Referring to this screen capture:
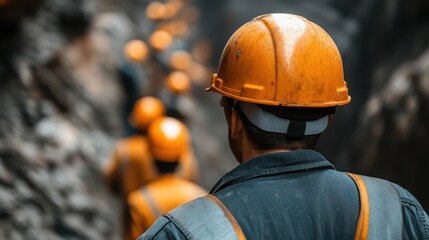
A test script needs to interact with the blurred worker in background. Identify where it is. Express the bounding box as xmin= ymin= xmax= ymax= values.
xmin=119 ymin=39 xmax=150 ymax=135
xmin=152 ymin=50 xmax=195 ymax=125
xmin=103 ymin=96 xmax=200 ymax=239
xmin=140 ymin=13 xmax=429 ymax=239
xmin=127 ymin=116 xmax=207 ymax=239
xmin=104 ymin=96 xmax=199 ymax=198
